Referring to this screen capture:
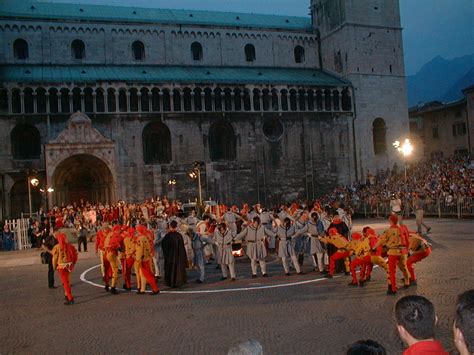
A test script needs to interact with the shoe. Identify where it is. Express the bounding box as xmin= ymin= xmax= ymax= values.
xmin=231 ymin=278 xmax=236 ymax=282
xmin=122 ymin=283 xmax=127 ymax=289
xmin=344 ymin=271 xmax=351 ymax=276
xmin=411 ymin=280 xmax=417 ymax=286
xmin=220 ymin=277 xmax=227 ymax=281
xmin=359 ymin=281 xmax=365 ymax=287
xmin=111 ymin=287 xmax=118 ymax=295
xmin=150 ymin=290 xmax=160 ymax=296
xmin=196 ymin=279 xmax=203 ymax=284
xmin=324 ymin=274 xmax=333 ymax=279
xmin=348 ymin=282 xmax=358 ymax=287
xmin=427 ymin=227 xmax=432 ymax=233
xmin=366 ymin=276 xmax=371 ymax=282
xmin=402 ymin=284 xmax=410 ymax=289
xmin=251 ymin=275 xmax=257 ymax=279
xmin=136 ymin=291 xmax=145 ymax=295
xmin=262 ymin=274 xmax=269 ymax=278
xmin=322 ymin=270 xmax=328 ymax=274
xmin=286 ymin=273 xmax=291 ymax=276
xmin=49 ymin=286 xmax=58 ymax=289
xmin=104 ymin=285 xmax=110 ymax=292
xmin=215 ymin=265 xmax=220 ymax=270
xmin=386 ymin=289 xmax=397 ymax=296
xmin=297 ymin=272 xmax=305 ymax=276
xmin=64 ymin=299 xmax=75 ymax=305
